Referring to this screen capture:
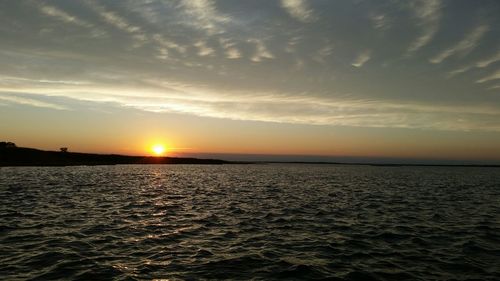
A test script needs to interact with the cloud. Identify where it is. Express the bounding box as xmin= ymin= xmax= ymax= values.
xmin=38 ymin=3 xmax=91 ymax=28
xmin=225 ymin=48 xmax=241 ymax=59
xmin=407 ymin=0 xmax=441 ymax=54
xmin=152 ymin=34 xmax=186 ymax=55
xmin=218 ymin=38 xmax=242 ymax=59
xmin=35 ymin=2 xmax=107 ymax=38
xmin=85 ymin=0 xmax=147 ymax=45
xmin=0 ymin=94 xmax=68 ymax=110
xmin=476 ymin=50 xmax=500 ymax=68
xmin=447 ymin=66 xmax=471 ymax=78
xmin=2 ymin=85 xmax=500 ymax=132
xmin=430 ymin=24 xmax=489 ymax=64
xmin=370 ymin=13 xmax=390 ymax=31
xmin=84 ymin=0 xmax=189 ymax=55
xmin=477 ymin=70 xmax=500 ymax=83
xmin=351 ymin=50 xmax=371 ymax=68
xmin=194 ymin=41 xmax=215 ymax=57
xmin=281 ymin=0 xmax=316 ymax=23
xmin=448 ymin=50 xmax=500 ymax=78
xmin=0 ymin=75 xmax=88 ymax=86
xmin=312 ymin=44 xmax=334 ymax=63
xmin=179 ymin=0 xmax=231 ymax=34
xmin=249 ymin=39 xmax=274 ymax=62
